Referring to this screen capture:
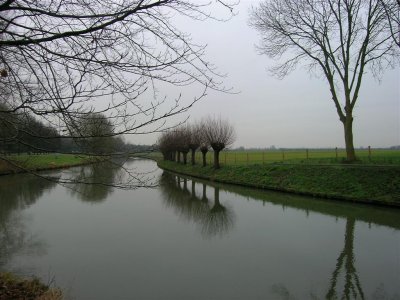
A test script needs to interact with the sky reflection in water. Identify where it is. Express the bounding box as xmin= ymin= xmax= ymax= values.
xmin=0 ymin=159 xmax=399 ymax=299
